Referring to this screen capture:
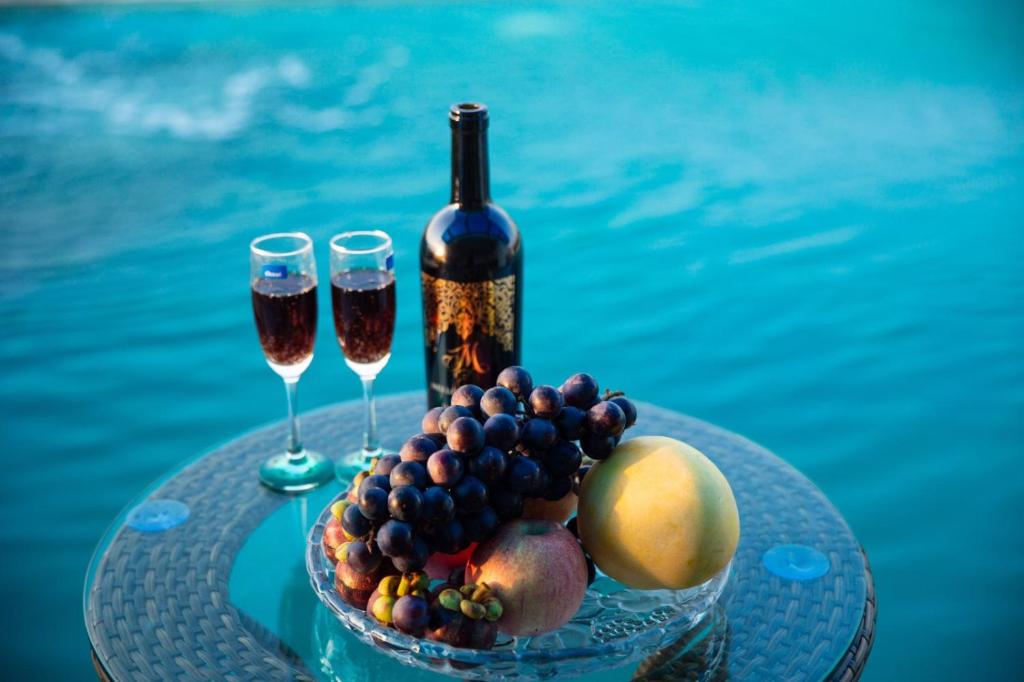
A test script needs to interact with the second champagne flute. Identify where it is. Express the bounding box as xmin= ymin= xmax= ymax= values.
xmin=330 ymin=231 xmax=396 ymax=475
